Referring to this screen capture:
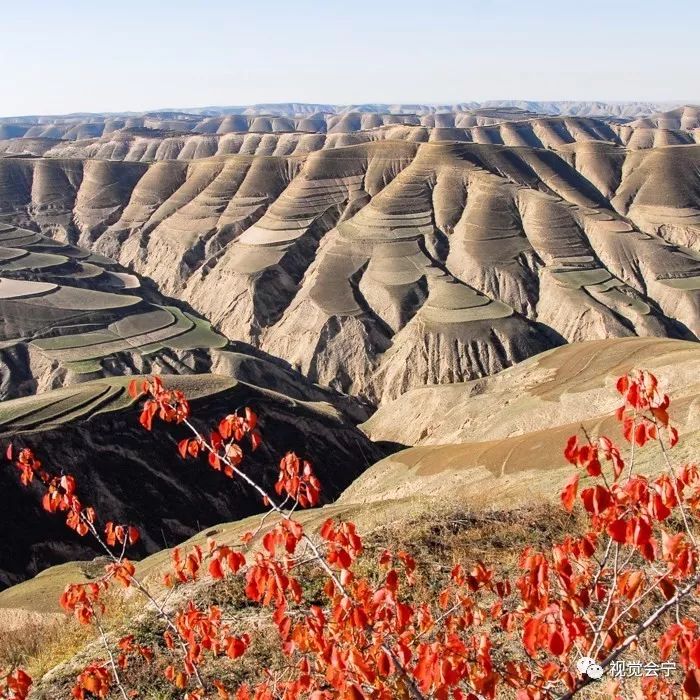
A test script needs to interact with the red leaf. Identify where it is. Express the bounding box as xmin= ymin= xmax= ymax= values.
xmin=127 ymin=526 xmax=140 ymax=545
xmin=139 ymin=402 xmax=156 ymax=431
xmin=245 ymin=408 xmax=257 ymax=431
xmin=560 ymin=473 xmax=579 ymax=513
xmin=669 ymin=427 xmax=679 ymax=447
xmin=262 ymin=531 xmax=276 ymax=556
xmin=60 ymin=475 xmax=76 ymax=495
xmin=522 ymin=618 xmax=540 ymax=657
xmin=548 ymin=629 xmax=565 ymax=656
xmin=378 ymin=649 xmax=392 ymax=676
xmin=581 ymin=485 xmax=612 ymax=515
xmin=607 ymin=518 xmax=628 ymax=543
xmin=209 ymin=558 xmax=225 ymax=580
xmin=127 ymin=379 xmax=140 ymax=399
xmin=630 ymin=517 xmax=652 ymax=546
xmin=683 ymin=670 xmax=700 ymax=698
xmin=564 ymin=436 xmax=578 ymax=464
xmin=690 ymin=640 xmax=700 ymax=668
xmin=658 ymin=578 xmax=676 ymax=600
xmin=634 ymin=422 xmax=648 ymax=447
xmin=616 ymin=375 xmax=629 ymax=395
xmin=652 ymin=407 xmax=669 ymax=427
